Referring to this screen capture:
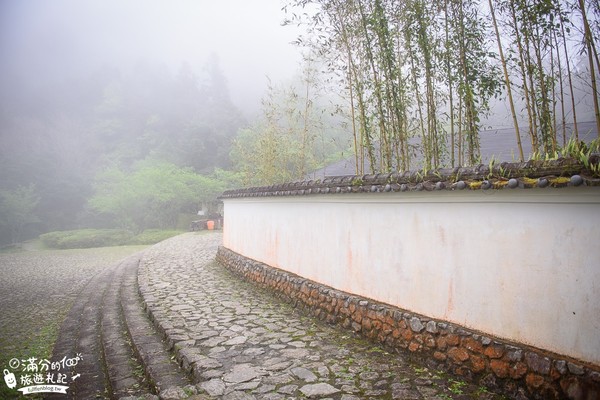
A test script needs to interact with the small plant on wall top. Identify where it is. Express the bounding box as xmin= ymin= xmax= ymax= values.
xmin=559 ymin=137 xmax=600 ymax=177
xmin=351 ymin=177 xmax=364 ymax=186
